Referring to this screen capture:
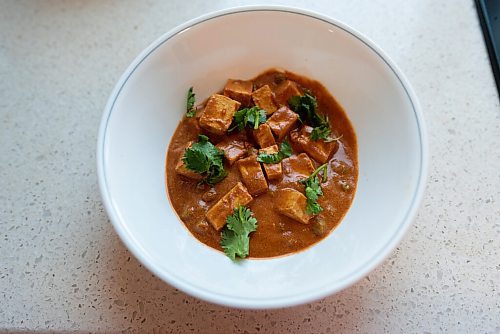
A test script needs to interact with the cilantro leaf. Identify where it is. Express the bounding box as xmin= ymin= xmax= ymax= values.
xmin=300 ymin=163 xmax=328 ymax=215
xmin=289 ymin=93 xmax=318 ymax=123
xmin=205 ymin=162 xmax=227 ymax=185
xmin=288 ymin=93 xmax=332 ymax=141
xmin=257 ymin=140 xmax=293 ymax=164
xmin=304 ymin=176 xmax=323 ymax=215
xmin=229 ymin=107 xmax=266 ymax=132
xmin=220 ymin=230 xmax=247 ymax=261
xmin=310 ymin=123 xmax=331 ymax=141
xmin=182 ymin=135 xmax=227 ymax=184
xmin=279 ymin=139 xmax=292 ymax=157
xmin=247 ymin=107 xmax=267 ymax=129
xmin=227 ymin=206 xmax=257 ymax=235
xmin=220 ymin=206 xmax=258 ymax=261
xmin=186 ymin=87 xmax=196 ymax=117
xmin=232 ymin=109 xmax=248 ymax=131
xmin=183 ymin=146 xmax=210 ymax=172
